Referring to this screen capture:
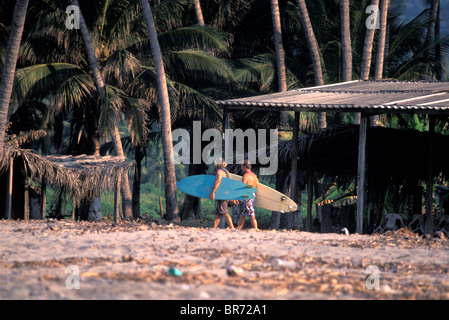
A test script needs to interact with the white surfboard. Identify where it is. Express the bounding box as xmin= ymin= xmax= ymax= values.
xmin=229 ymin=173 xmax=298 ymax=213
